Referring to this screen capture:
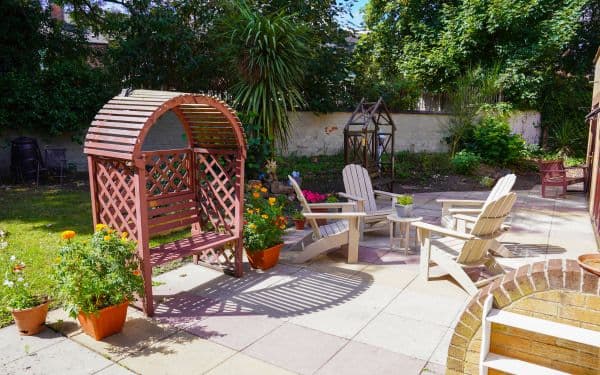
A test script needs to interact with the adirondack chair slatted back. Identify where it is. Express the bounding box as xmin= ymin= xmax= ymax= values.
xmin=288 ymin=176 xmax=322 ymax=239
xmin=456 ymin=193 xmax=517 ymax=265
xmin=343 ymin=164 xmax=378 ymax=213
xmin=485 ymin=174 xmax=516 ymax=205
